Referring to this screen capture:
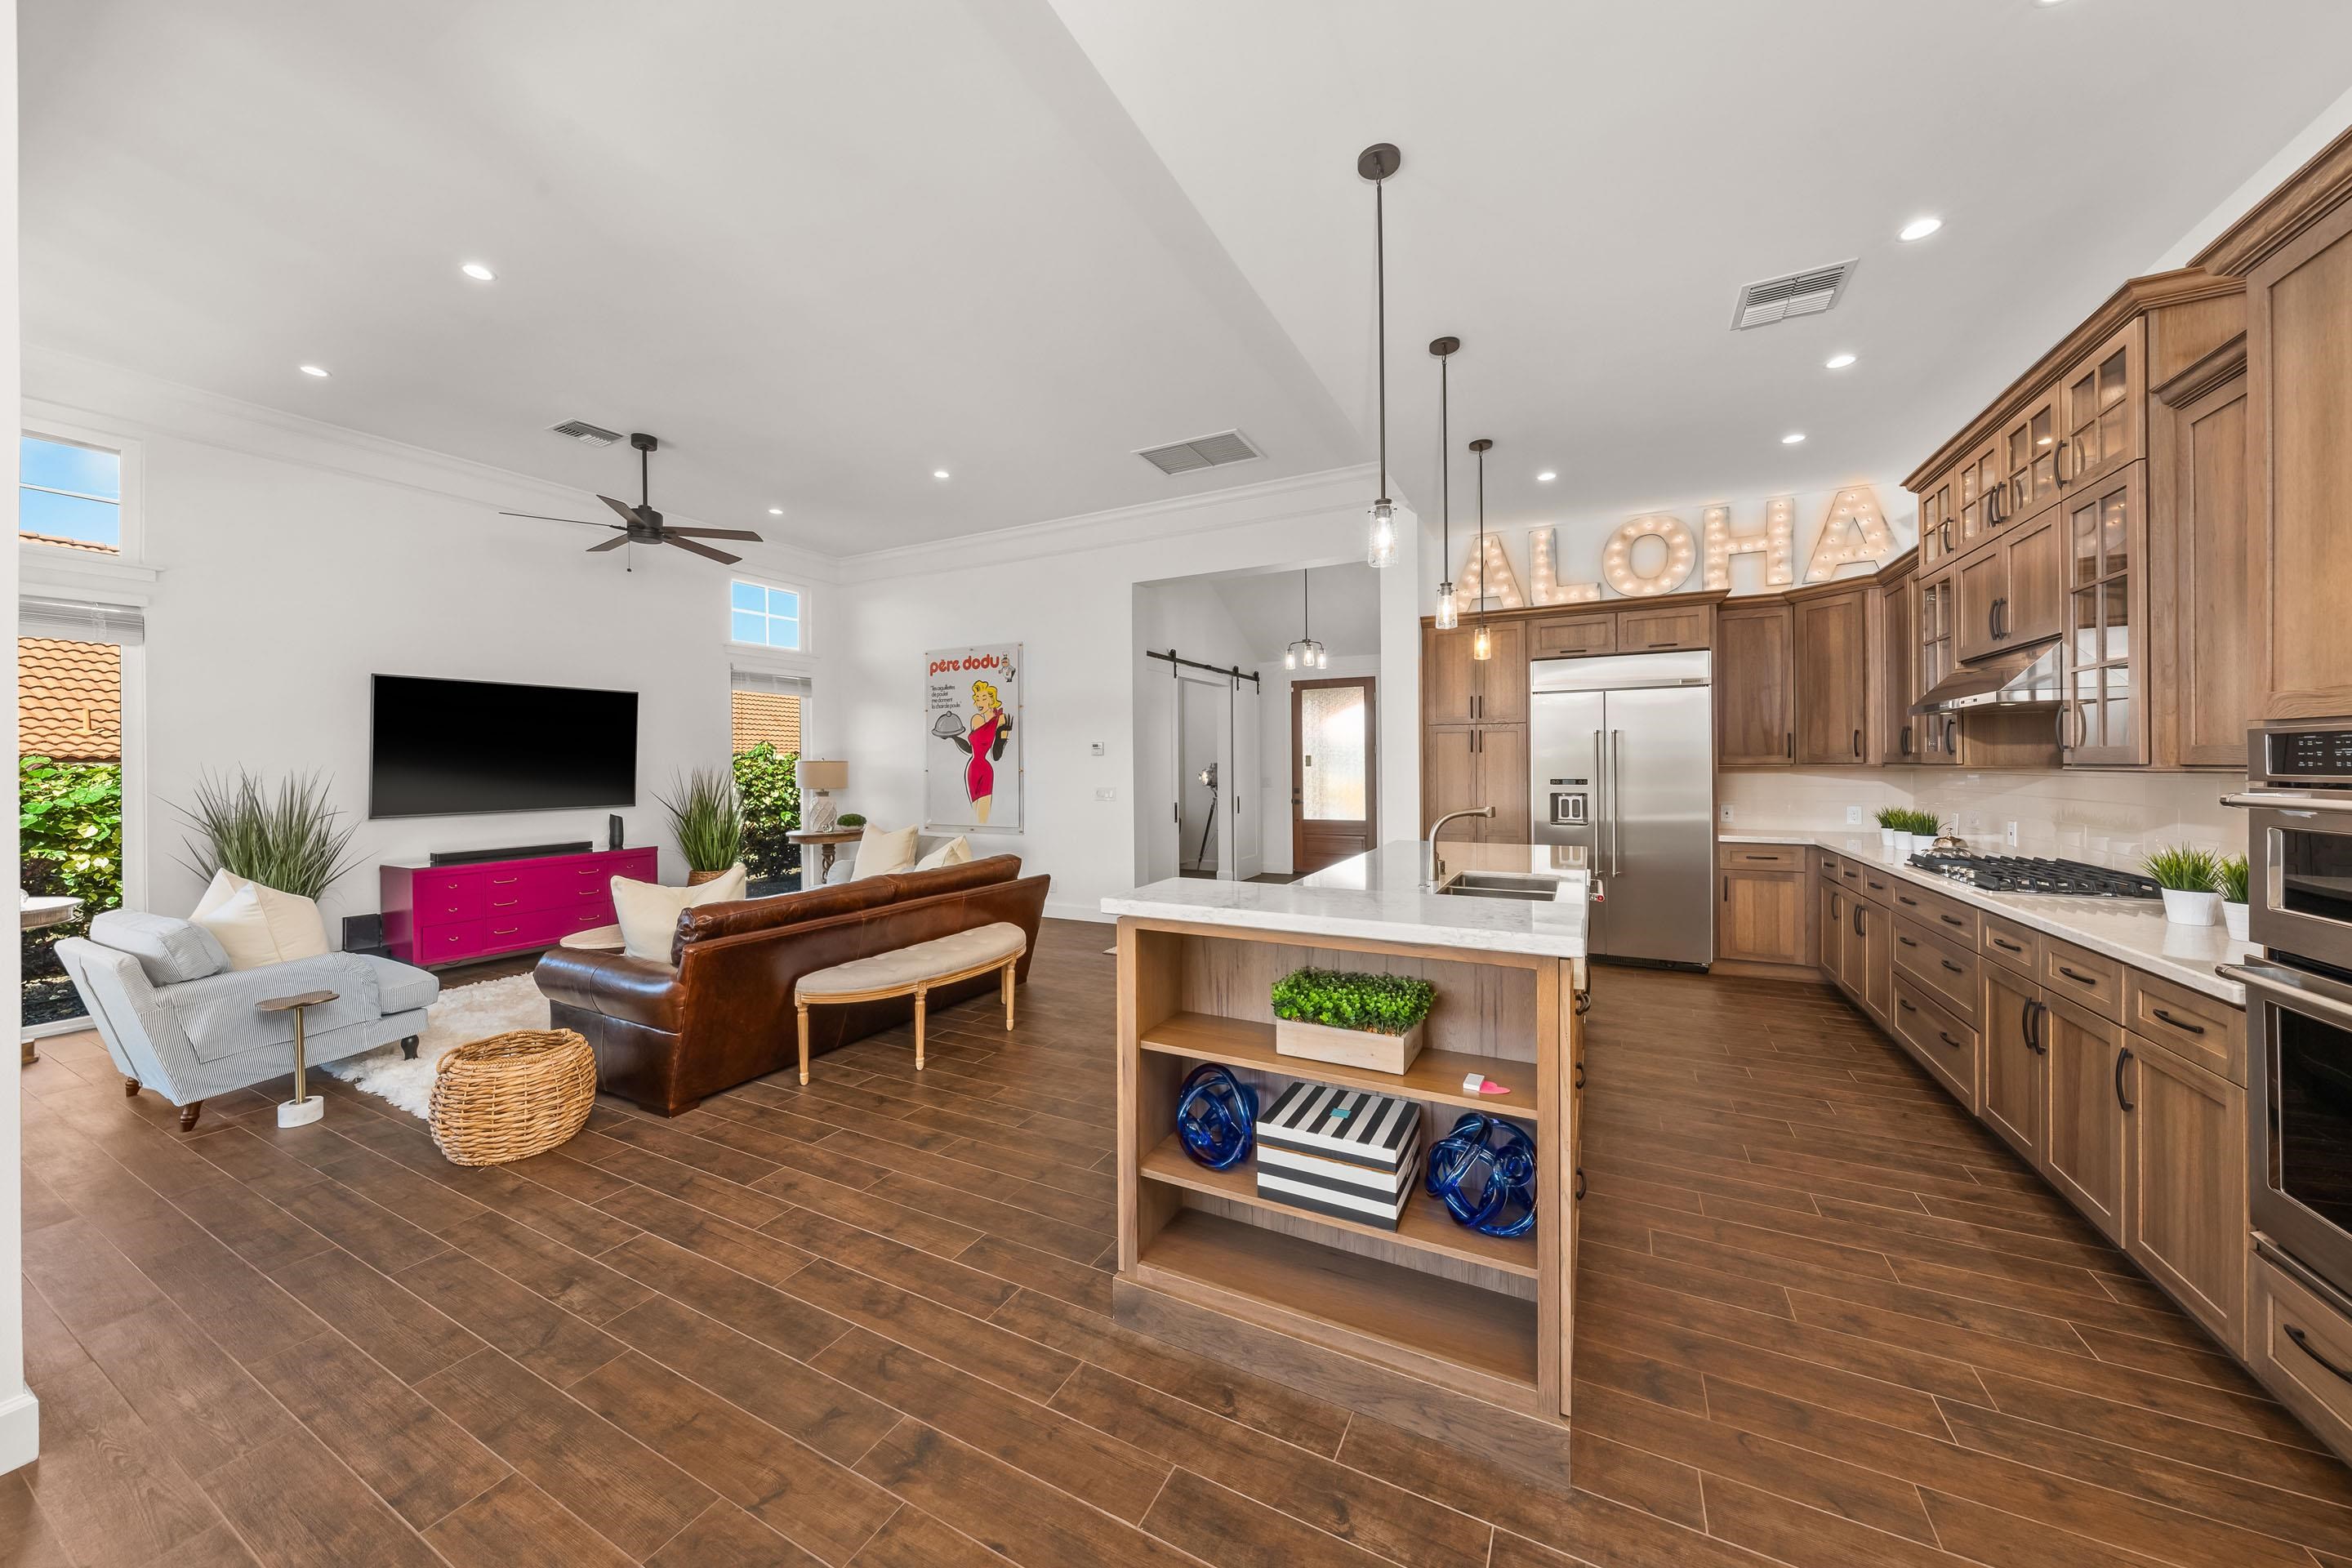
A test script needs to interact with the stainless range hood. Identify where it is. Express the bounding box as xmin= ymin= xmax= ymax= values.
xmin=1911 ymin=639 xmax=2063 ymax=713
